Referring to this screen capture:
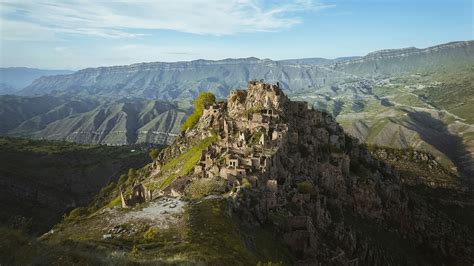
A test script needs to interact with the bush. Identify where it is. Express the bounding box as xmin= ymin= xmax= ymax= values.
xmin=297 ymin=180 xmax=315 ymax=194
xmin=185 ymin=178 xmax=224 ymax=200
xmin=143 ymin=227 xmax=158 ymax=240
xmin=241 ymin=177 xmax=252 ymax=188
xmin=149 ymin=148 xmax=159 ymax=161
xmin=64 ymin=207 xmax=87 ymax=222
xmin=181 ymin=92 xmax=216 ymax=131
xmin=118 ymin=174 xmax=127 ymax=184
xmin=128 ymin=168 xmax=137 ymax=180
